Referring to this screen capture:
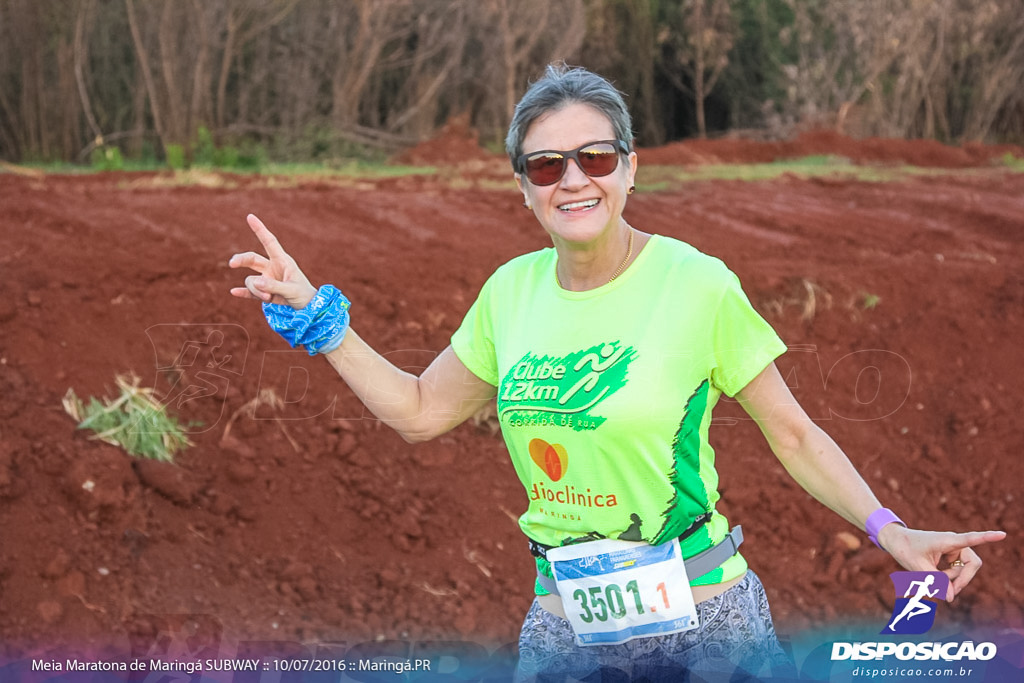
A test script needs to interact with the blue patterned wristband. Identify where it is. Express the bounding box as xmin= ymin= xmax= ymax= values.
xmin=262 ymin=285 xmax=351 ymax=356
